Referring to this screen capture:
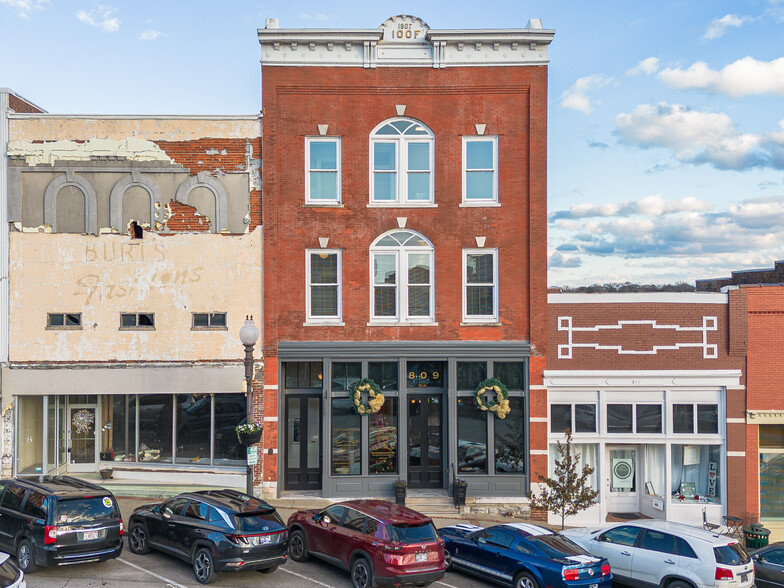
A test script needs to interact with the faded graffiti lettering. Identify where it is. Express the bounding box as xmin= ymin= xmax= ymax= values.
xmin=83 ymin=242 xmax=166 ymax=263
xmin=74 ymin=267 xmax=204 ymax=304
